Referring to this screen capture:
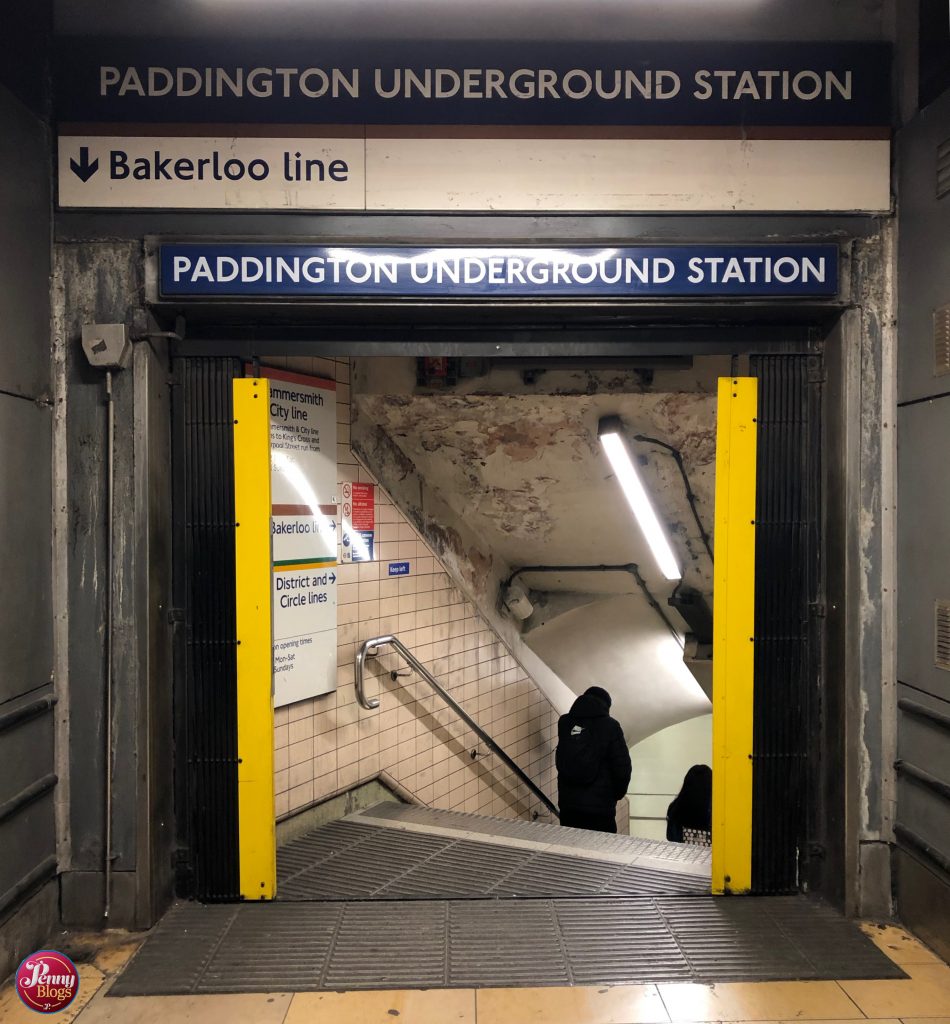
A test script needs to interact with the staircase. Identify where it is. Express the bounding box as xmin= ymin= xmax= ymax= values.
xmin=276 ymin=801 xmax=710 ymax=900
xmin=111 ymin=801 xmax=902 ymax=994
